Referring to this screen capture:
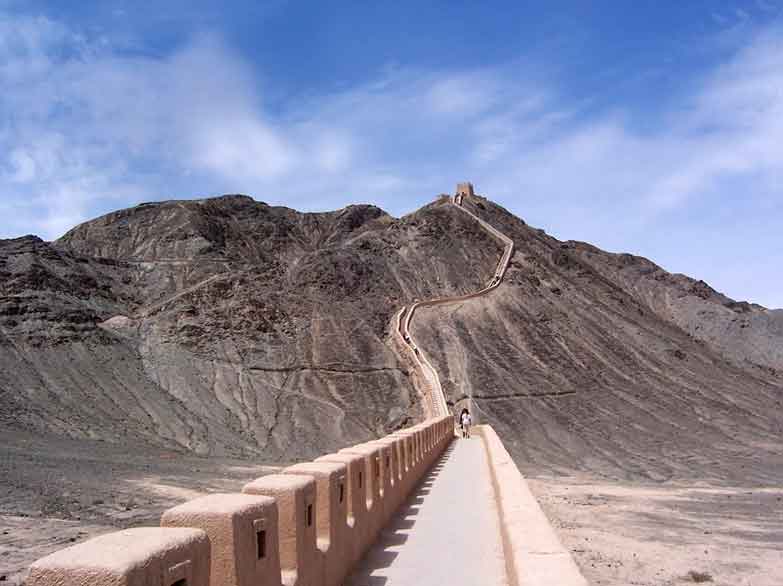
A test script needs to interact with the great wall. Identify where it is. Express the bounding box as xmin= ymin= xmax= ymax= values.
xmin=24 ymin=185 xmax=587 ymax=586
xmin=395 ymin=182 xmax=515 ymax=420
